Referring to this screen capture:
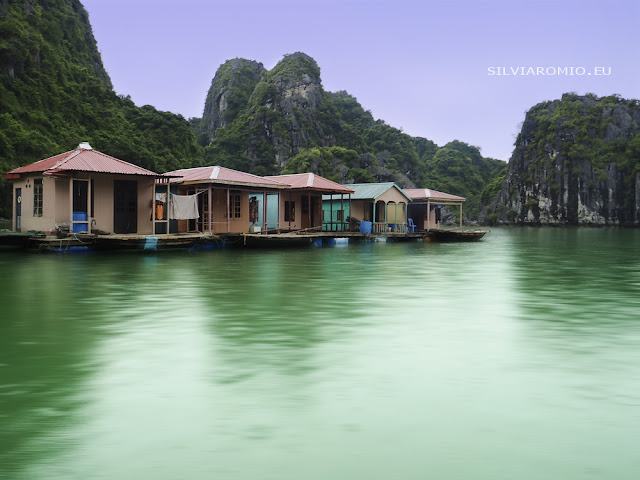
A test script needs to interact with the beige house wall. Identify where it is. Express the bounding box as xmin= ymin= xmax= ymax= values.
xmin=54 ymin=177 xmax=71 ymax=225
xmin=350 ymin=200 xmax=371 ymax=222
xmin=350 ymin=187 xmax=409 ymax=224
xmin=175 ymin=186 xmax=252 ymax=234
xmin=92 ymin=174 xmax=113 ymax=233
xmin=11 ymin=173 xmax=155 ymax=234
xmin=376 ymin=187 xmax=408 ymax=205
xmin=12 ymin=175 xmax=59 ymax=232
xmin=137 ymin=177 xmax=154 ymax=234
xmin=385 ymin=202 xmax=407 ymax=223
xmin=277 ymin=191 xmax=322 ymax=230
xmin=84 ymin=172 xmax=154 ymax=235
